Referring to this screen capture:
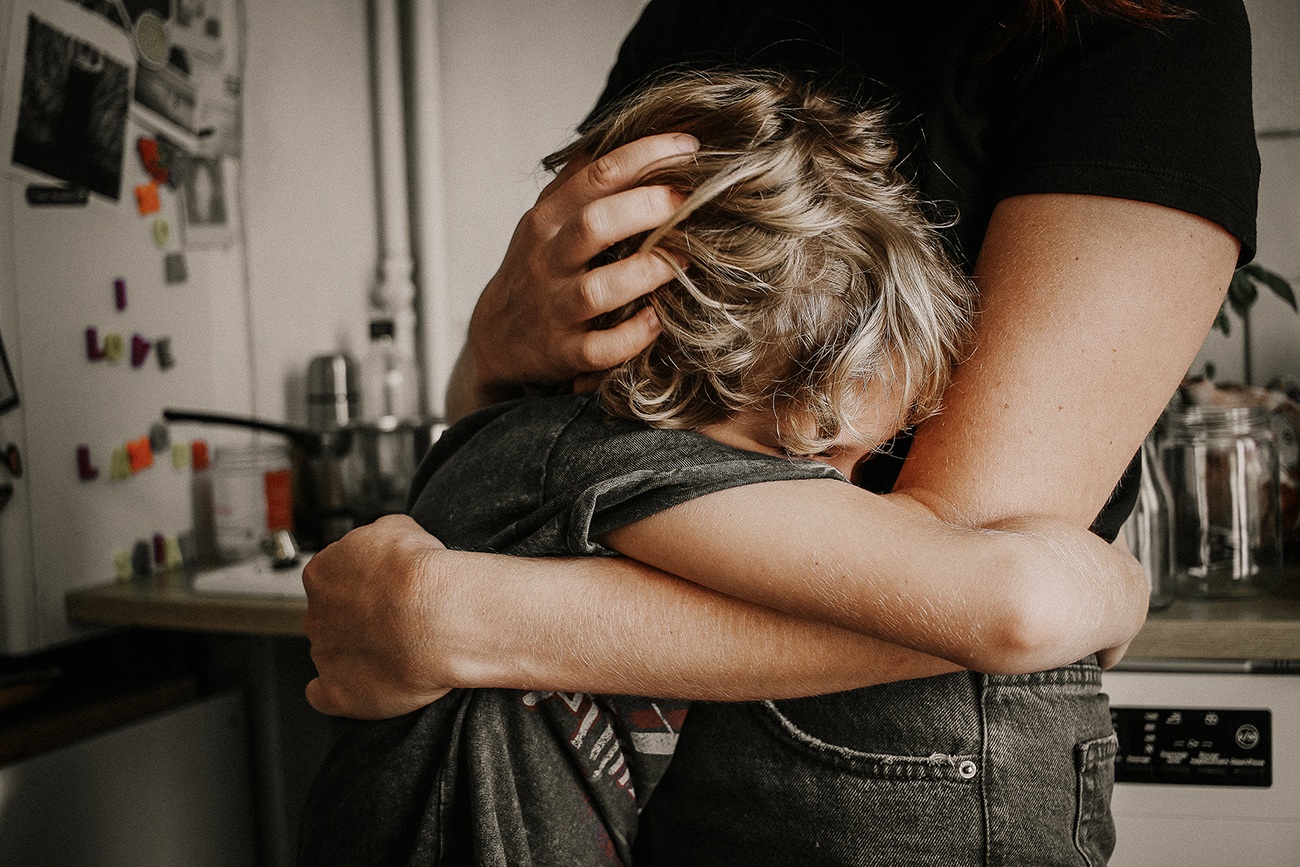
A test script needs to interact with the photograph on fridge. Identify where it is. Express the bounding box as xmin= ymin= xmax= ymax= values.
xmin=0 ymin=0 xmax=136 ymax=199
